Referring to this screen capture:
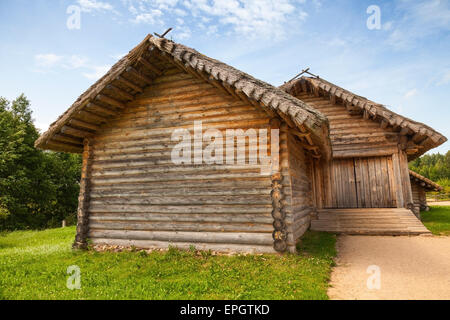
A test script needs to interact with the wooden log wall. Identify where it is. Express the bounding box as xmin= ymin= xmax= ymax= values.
xmin=295 ymin=92 xmax=399 ymax=158
xmin=73 ymin=139 xmax=93 ymax=248
xmin=282 ymin=128 xmax=313 ymax=253
xmin=84 ymin=67 xmax=299 ymax=253
xmin=397 ymin=150 xmax=416 ymax=214
xmin=411 ymin=181 xmax=428 ymax=215
xmin=294 ymin=90 xmax=416 ymax=211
